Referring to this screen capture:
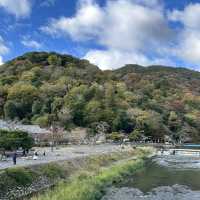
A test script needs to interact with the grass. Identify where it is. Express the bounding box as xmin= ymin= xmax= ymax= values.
xmin=32 ymin=148 xmax=151 ymax=200
xmin=39 ymin=163 xmax=67 ymax=179
xmin=5 ymin=167 xmax=36 ymax=186
xmin=0 ymin=147 xmax=153 ymax=199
